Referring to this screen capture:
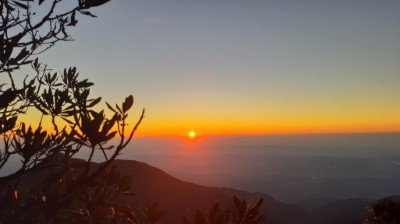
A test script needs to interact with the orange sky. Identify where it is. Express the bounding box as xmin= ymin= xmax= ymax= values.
xmin=36 ymin=1 xmax=400 ymax=137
